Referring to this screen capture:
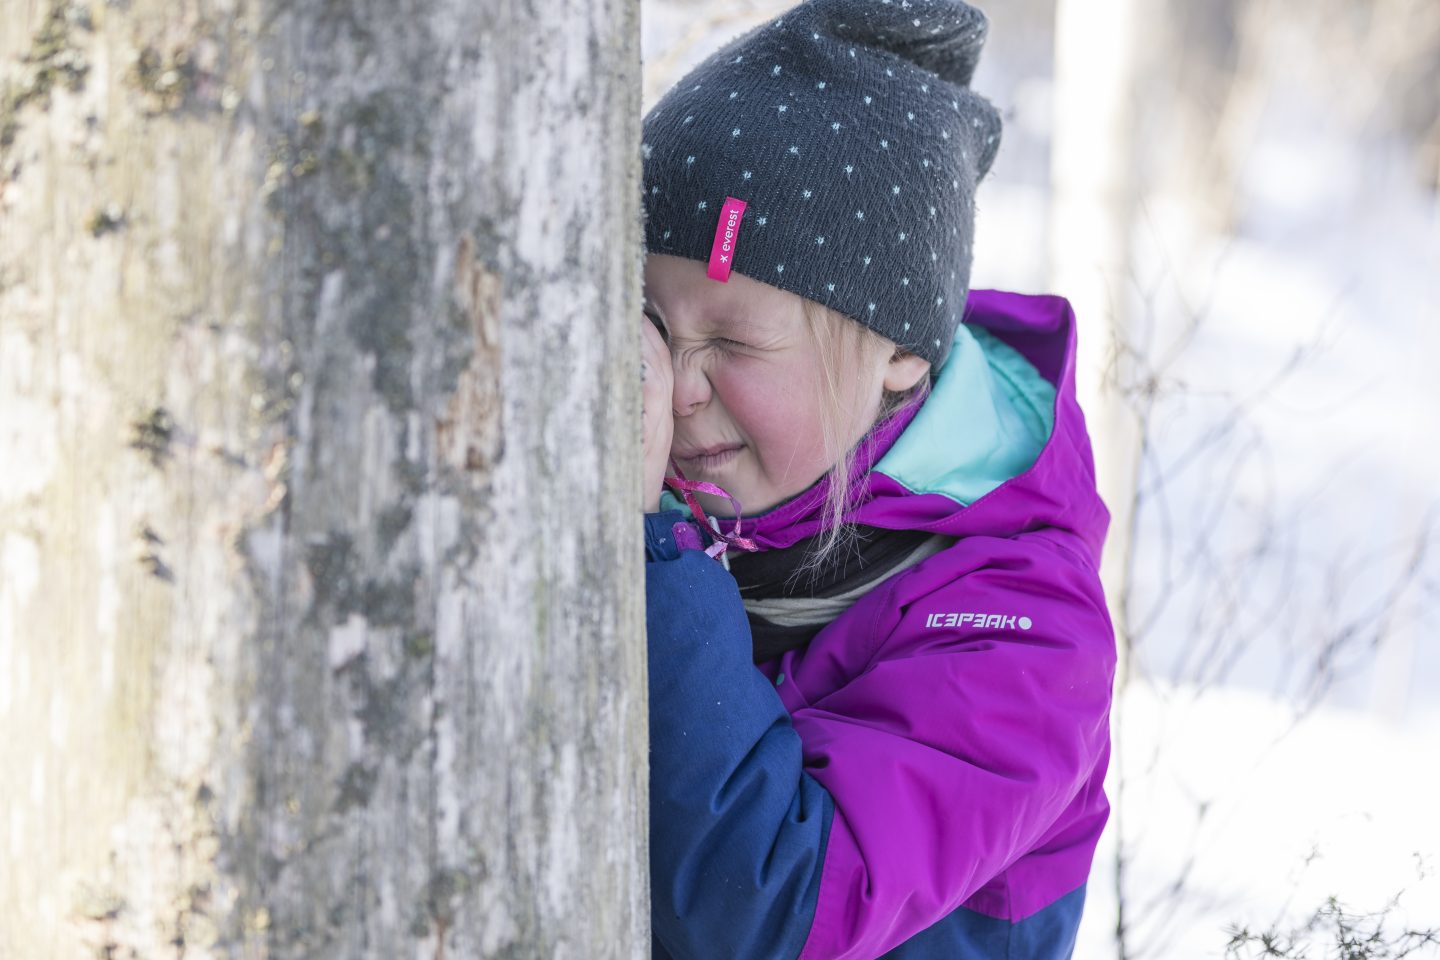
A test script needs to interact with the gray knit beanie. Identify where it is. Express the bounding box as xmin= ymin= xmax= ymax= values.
xmin=641 ymin=0 xmax=1003 ymax=369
